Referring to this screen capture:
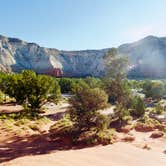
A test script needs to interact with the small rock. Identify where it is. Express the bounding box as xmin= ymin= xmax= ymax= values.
xmin=142 ymin=143 xmax=151 ymax=150
xmin=150 ymin=131 xmax=164 ymax=138
xmin=122 ymin=135 xmax=135 ymax=142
